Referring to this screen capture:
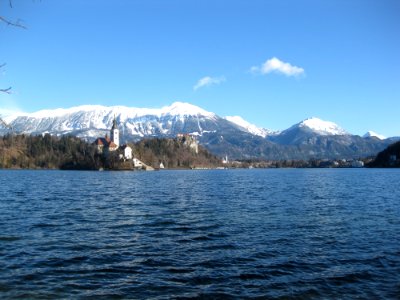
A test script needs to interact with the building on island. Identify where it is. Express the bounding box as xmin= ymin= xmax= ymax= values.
xmin=92 ymin=116 xmax=159 ymax=171
xmin=94 ymin=116 xmax=131 ymax=160
xmin=110 ymin=117 xmax=120 ymax=148
xmin=94 ymin=134 xmax=118 ymax=154
xmin=120 ymin=144 xmax=133 ymax=160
